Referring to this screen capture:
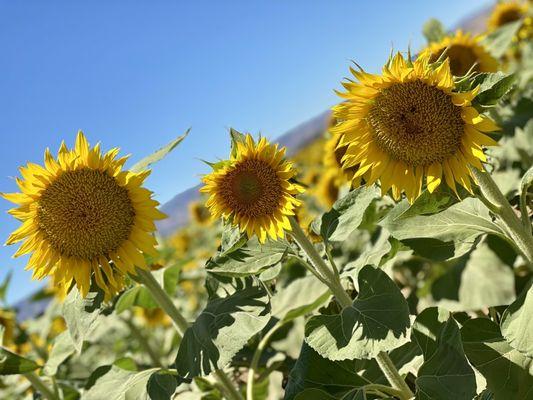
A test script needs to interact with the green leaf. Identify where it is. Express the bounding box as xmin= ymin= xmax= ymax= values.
xmin=482 ymin=20 xmax=522 ymax=59
xmin=305 ymin=266 xmax=410 ymax=361
xmin=284 ymin=343 xmax=367 ymax=400
xmin=206 ymin=238 xmax=291 ymax=277
xmin=381 ymin=198 xmax=506 ymax=260
xmin=472 ymin=72 xmax=516 ymax=107
xmin=147 ymin=371 xmax=178 ymax=400
xmin=520 ymin=166 xmax=533 ymax=229
xmin=0 ymin=347 xmax=40 ymax=375
xmin=501 ymin=282 xmax=533 ymax=358
xmin=412 ymin=307 xmax=451 ymax=359
xmin=229 ymin=128 xmax=247 ymax=158
xmin=312 ymin=186 xmax=379 ymax=242
xmin=415 ymin=317 xmax=476 ymax=400
xmin=430 ymin=243 xmax=515 ymax=312
xmin=174 ymin=279 xmax=271 ymax=380
xmin=43 ymin=331 xmax=75 ymax=376
xmin=271 ymin=275 xmax=329 ymax=323
xmin=422 ymin=18 xmax=446 ymax=43
xmin=130 ymin=129 xmax=189 ymax=173
xmin=461 ymin=318 xmax=533 ymax=399
xmin=62 ymin=288 xmax=105 ymax=353
xmin=81 ymin=366 xmax=158 ymax=400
